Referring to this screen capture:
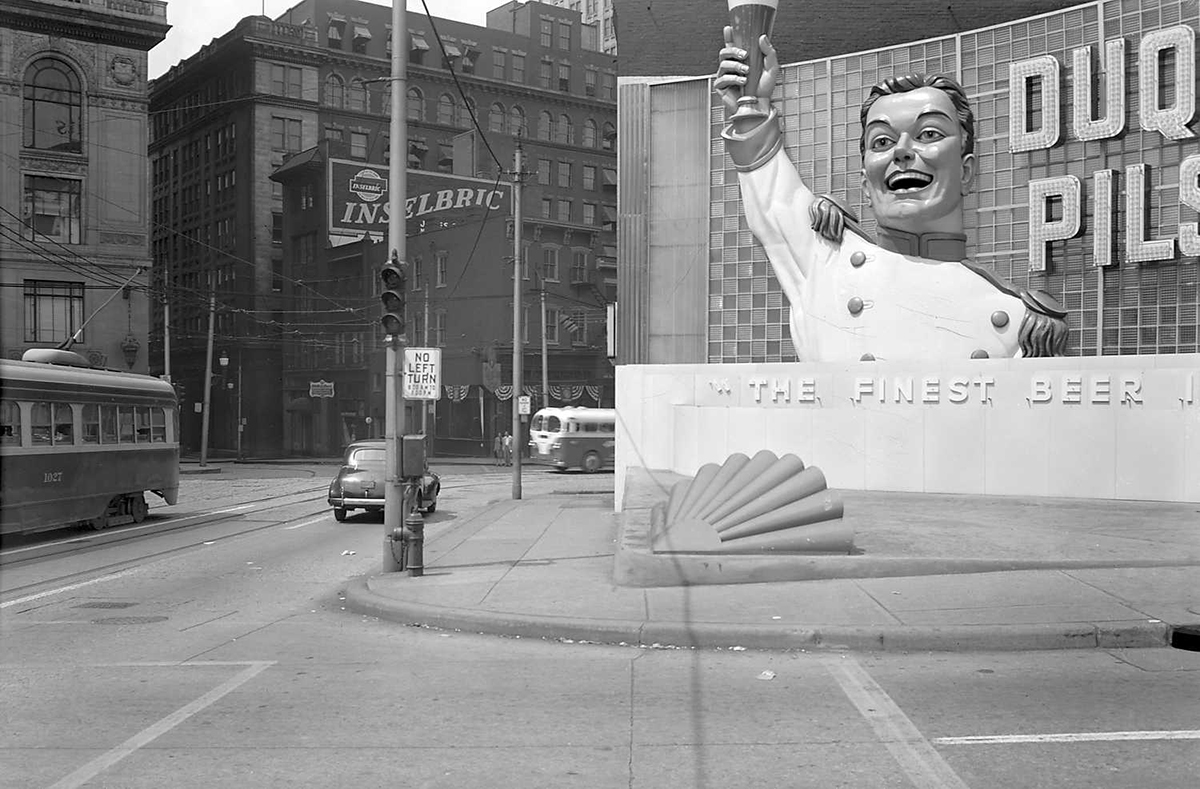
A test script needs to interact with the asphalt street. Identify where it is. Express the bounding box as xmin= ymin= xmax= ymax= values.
xmin=1 ymin=462 xmax=1196 ymax=788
